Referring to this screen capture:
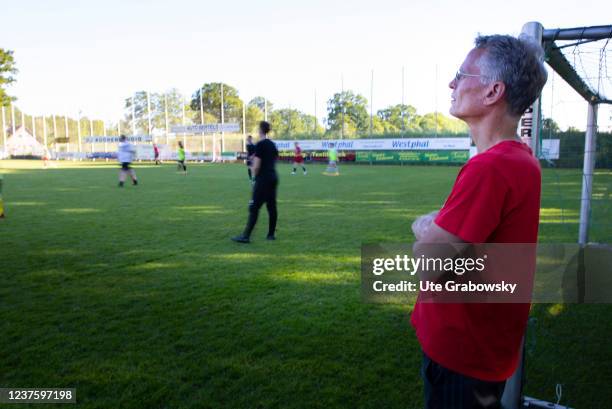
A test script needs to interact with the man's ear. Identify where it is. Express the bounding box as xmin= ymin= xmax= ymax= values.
xmin=483 ymin=81 xmax=506 ymax=106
